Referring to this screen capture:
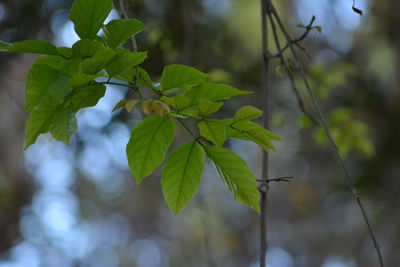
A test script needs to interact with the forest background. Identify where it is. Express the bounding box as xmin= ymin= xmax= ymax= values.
xmin=0 ymin=0 xmax=399 ymax=266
